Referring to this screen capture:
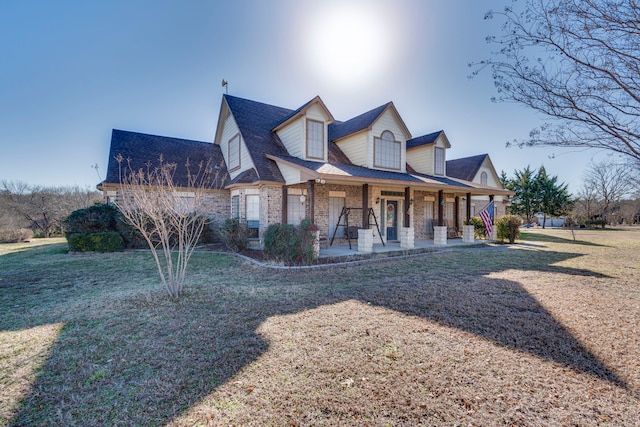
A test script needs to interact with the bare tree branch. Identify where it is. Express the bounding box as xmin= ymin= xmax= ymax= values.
xmin=473 ymin=0 xmax=640 ymax=163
